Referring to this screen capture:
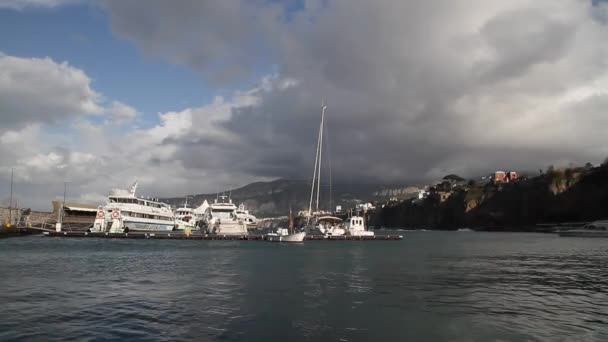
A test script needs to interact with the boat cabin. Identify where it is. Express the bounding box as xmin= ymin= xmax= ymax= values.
xmin=346 ymin=216 xmax=365 ymax=231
